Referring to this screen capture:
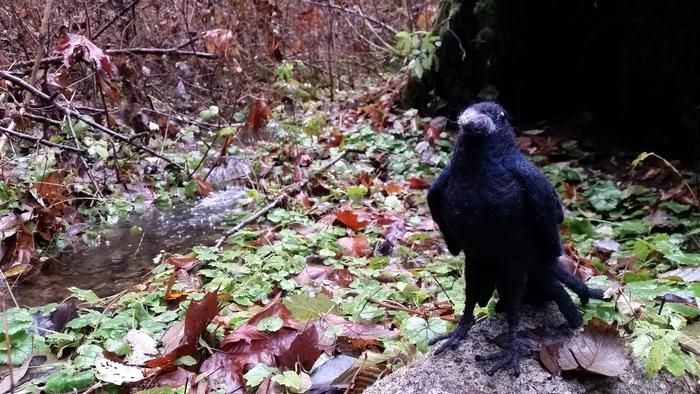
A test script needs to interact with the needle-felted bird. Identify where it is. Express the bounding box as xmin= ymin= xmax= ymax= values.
xmin=427 ymin=101 xmax=604 ymax=376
